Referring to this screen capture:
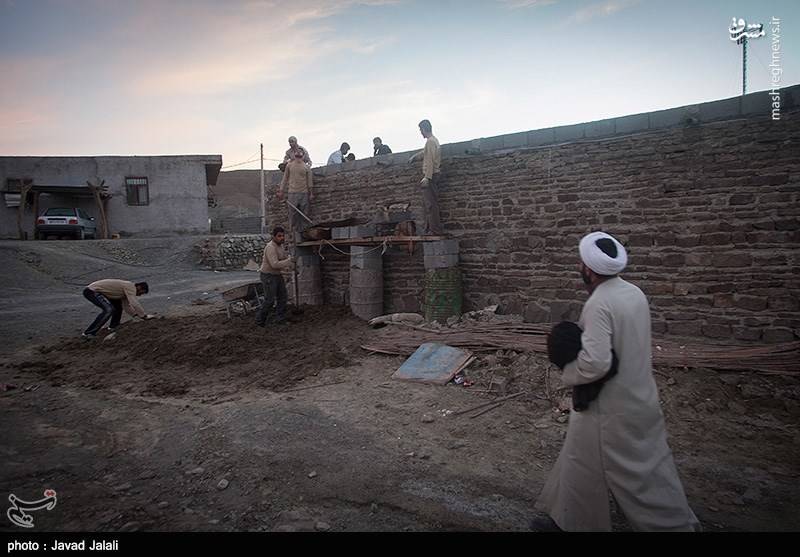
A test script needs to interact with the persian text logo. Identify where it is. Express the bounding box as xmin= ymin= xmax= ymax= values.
xmin=7 ymin=489 xmax=57 ymax=528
